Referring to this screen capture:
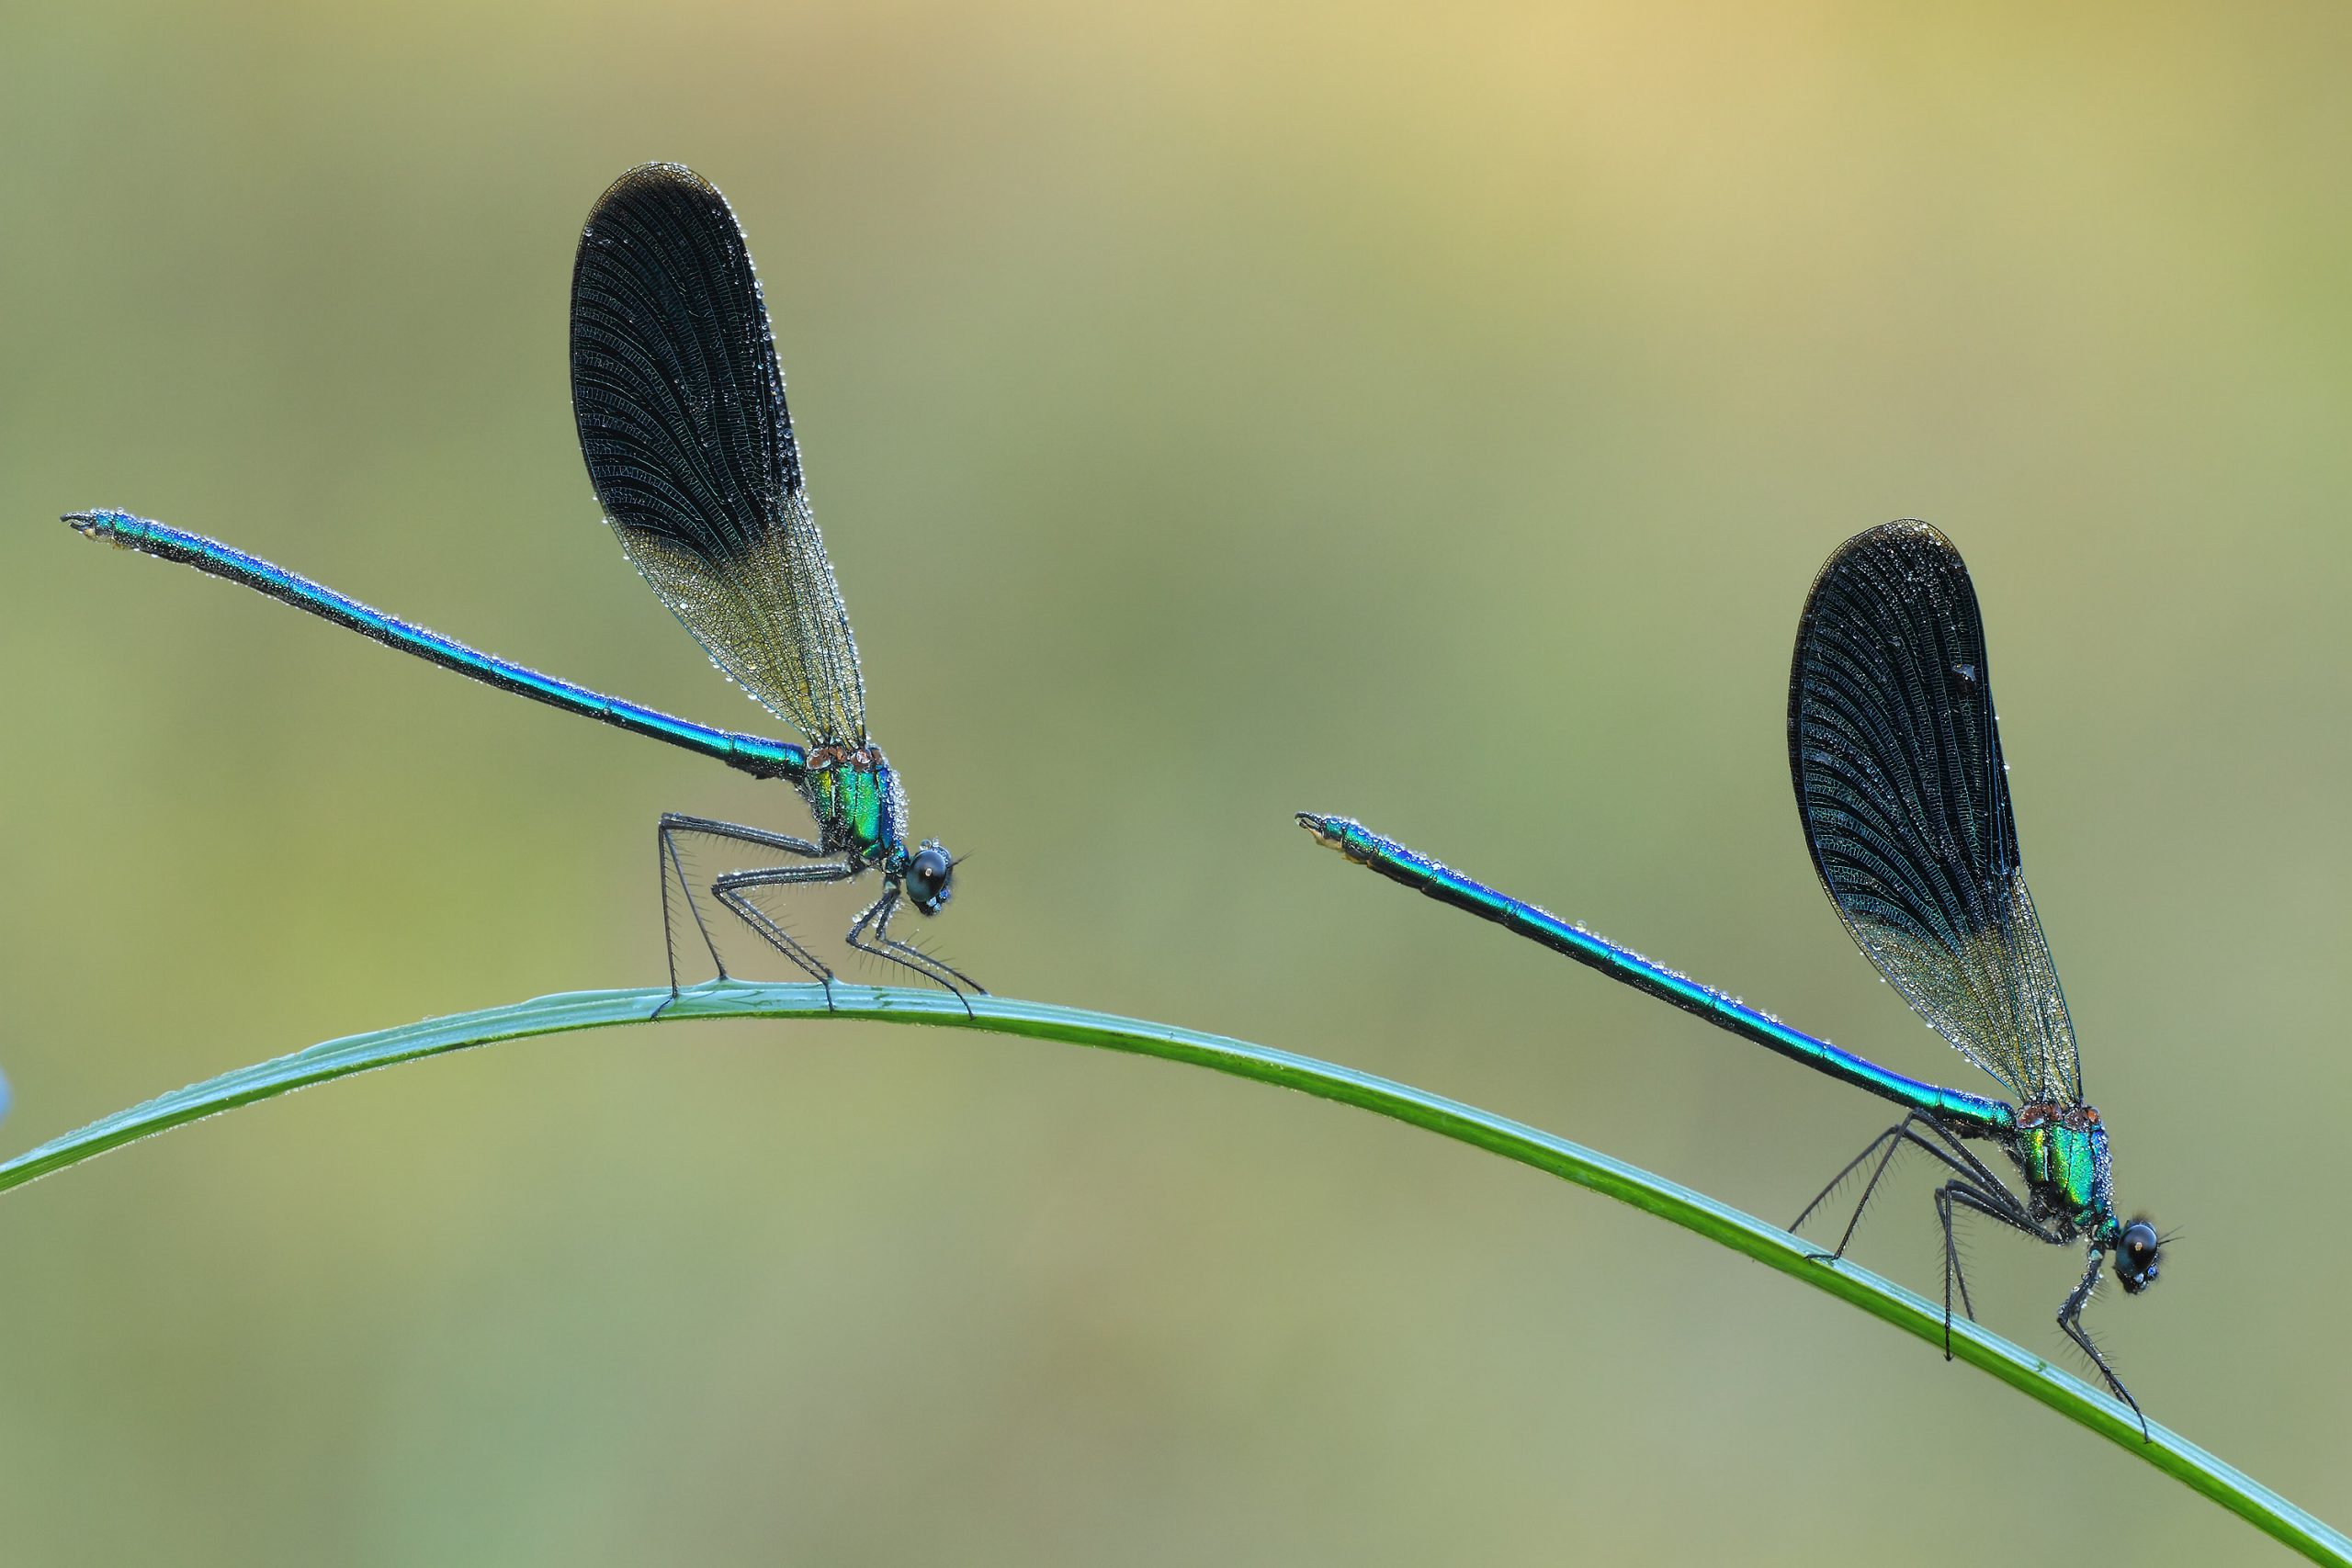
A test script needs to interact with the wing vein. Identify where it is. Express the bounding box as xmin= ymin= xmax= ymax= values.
xmin=1788 ymin=522 xmax=2080 ymax=1105
xmin=569 ymin=163 xmax=866 ymax=745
